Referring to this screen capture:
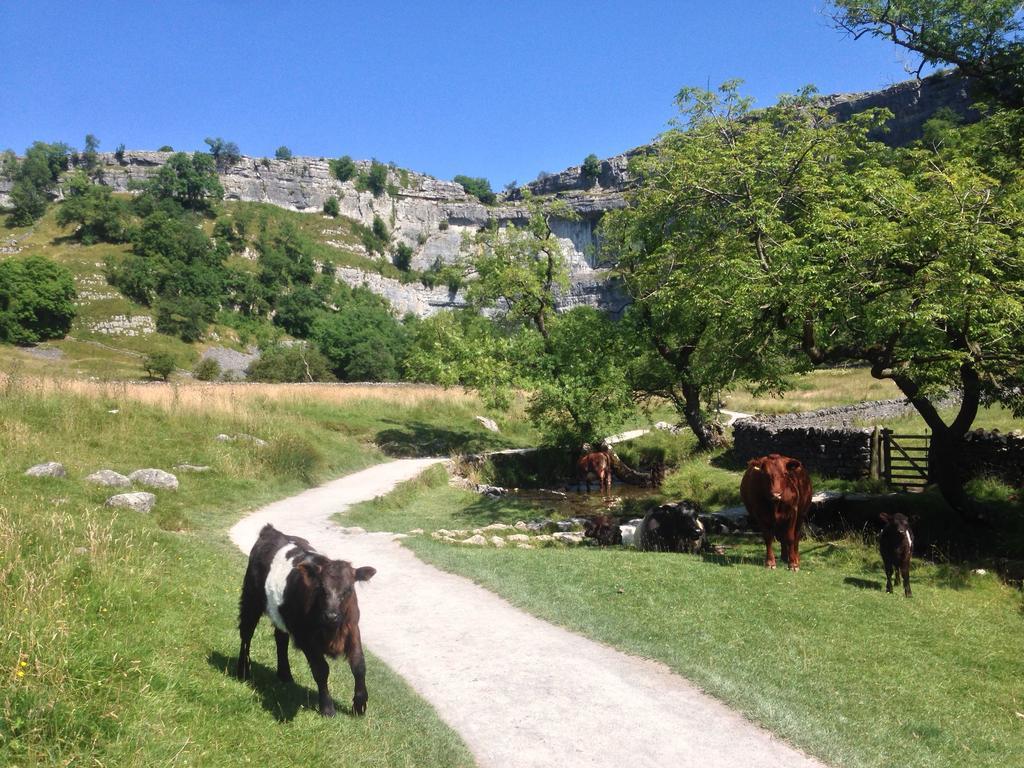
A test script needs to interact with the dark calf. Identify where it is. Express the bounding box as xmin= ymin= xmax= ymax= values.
xmin=879 ymin=512 xmax=913 ymax=598
xmin=635 ymin=502 xmax=706 ymax=553
xmin=583 ymin=514 xmax=623 ymax=546
xmin=238 ymin=524 xmax=376 ymax=716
